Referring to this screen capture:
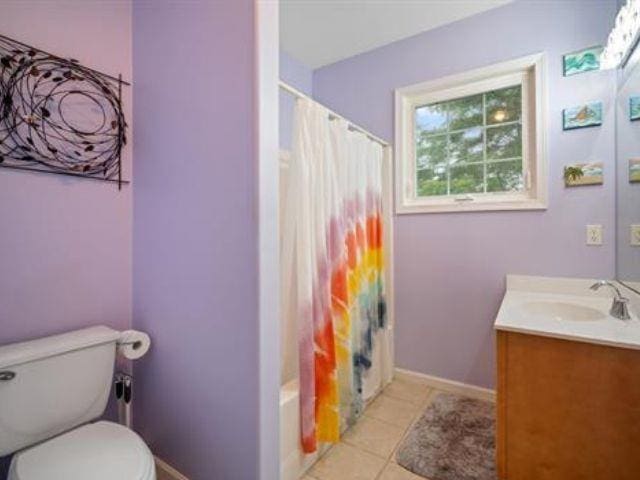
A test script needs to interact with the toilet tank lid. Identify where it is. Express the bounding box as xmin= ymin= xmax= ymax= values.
xmin=0 ymin=326 xmax=120 ymax=369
